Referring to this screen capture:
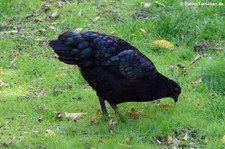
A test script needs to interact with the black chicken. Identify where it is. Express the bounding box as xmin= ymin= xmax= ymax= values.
xmin=49 ymin=31 xmax=181 ymax=118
